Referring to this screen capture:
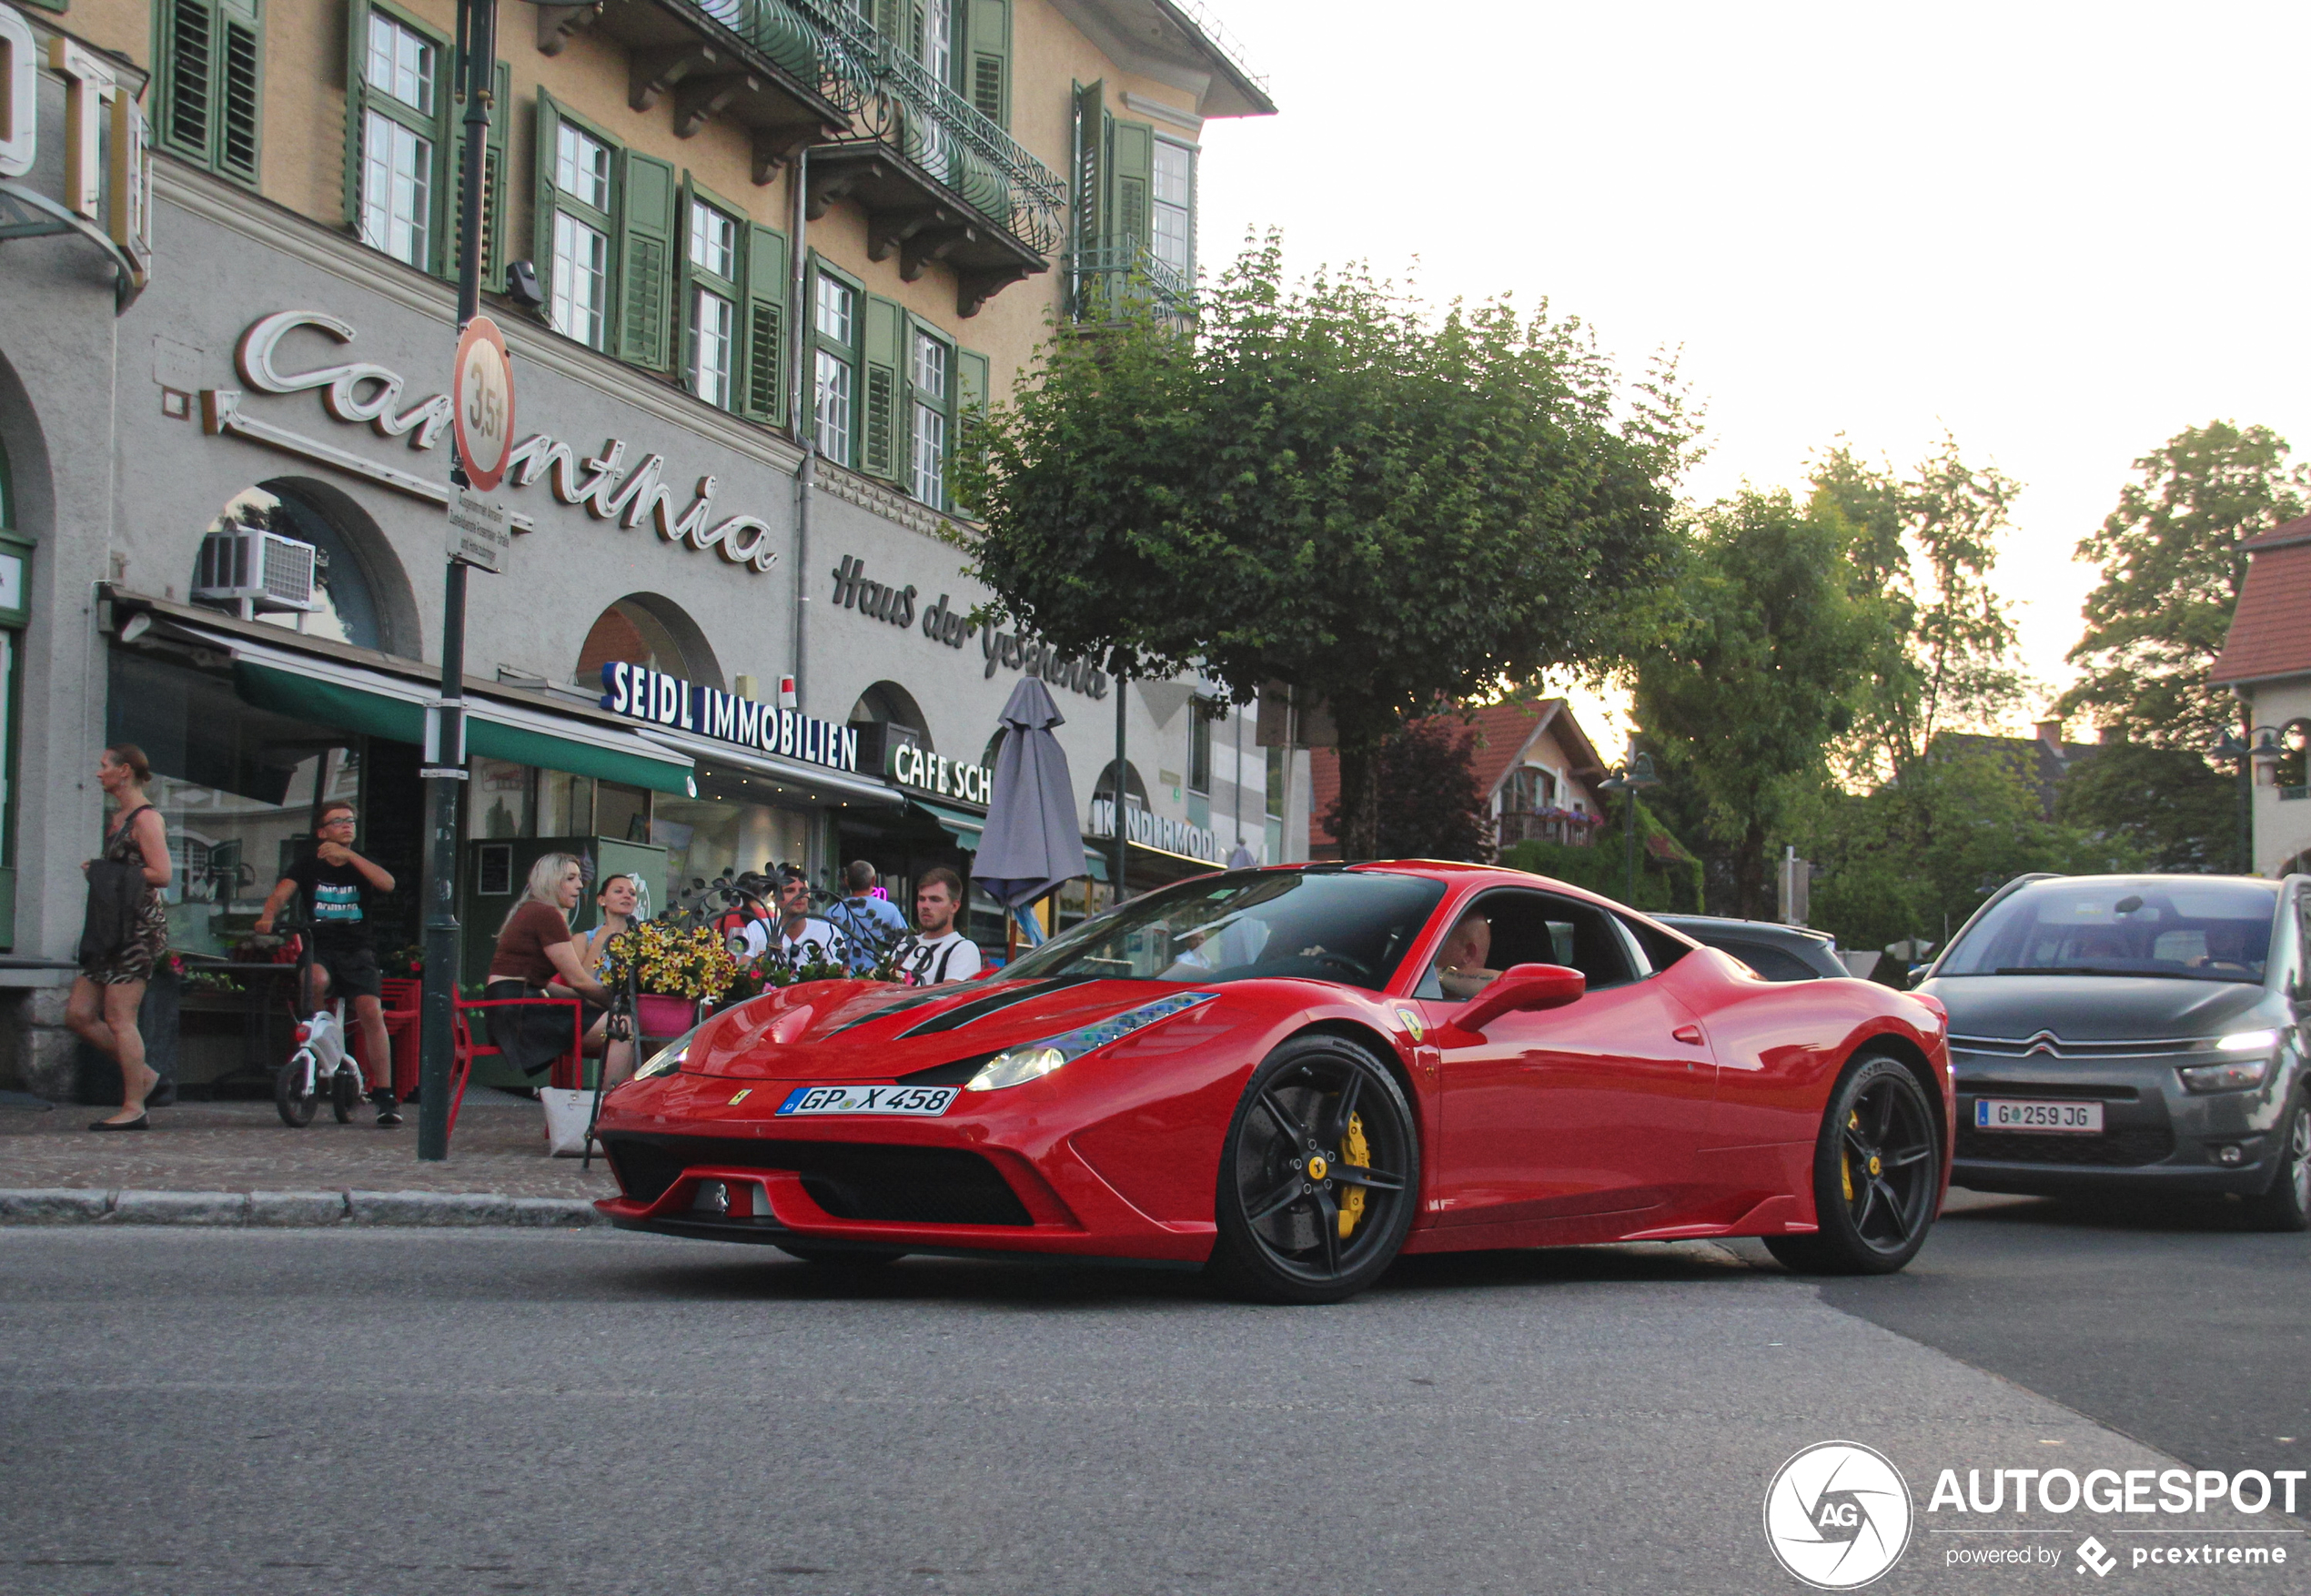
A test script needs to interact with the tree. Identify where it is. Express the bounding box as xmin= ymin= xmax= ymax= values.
xmin=1632 ymin=489 xmax=1880 ymax=918
xmin=2060 ymin=421 xmax=2307 ymax=752
xmin=953 ymin=239 xmax=1690 ymax=861
xmin=1326 ymin=715 xmax=1494 ymax=863
xmin=2054 ymin=737 xmax=2239 ymax=873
